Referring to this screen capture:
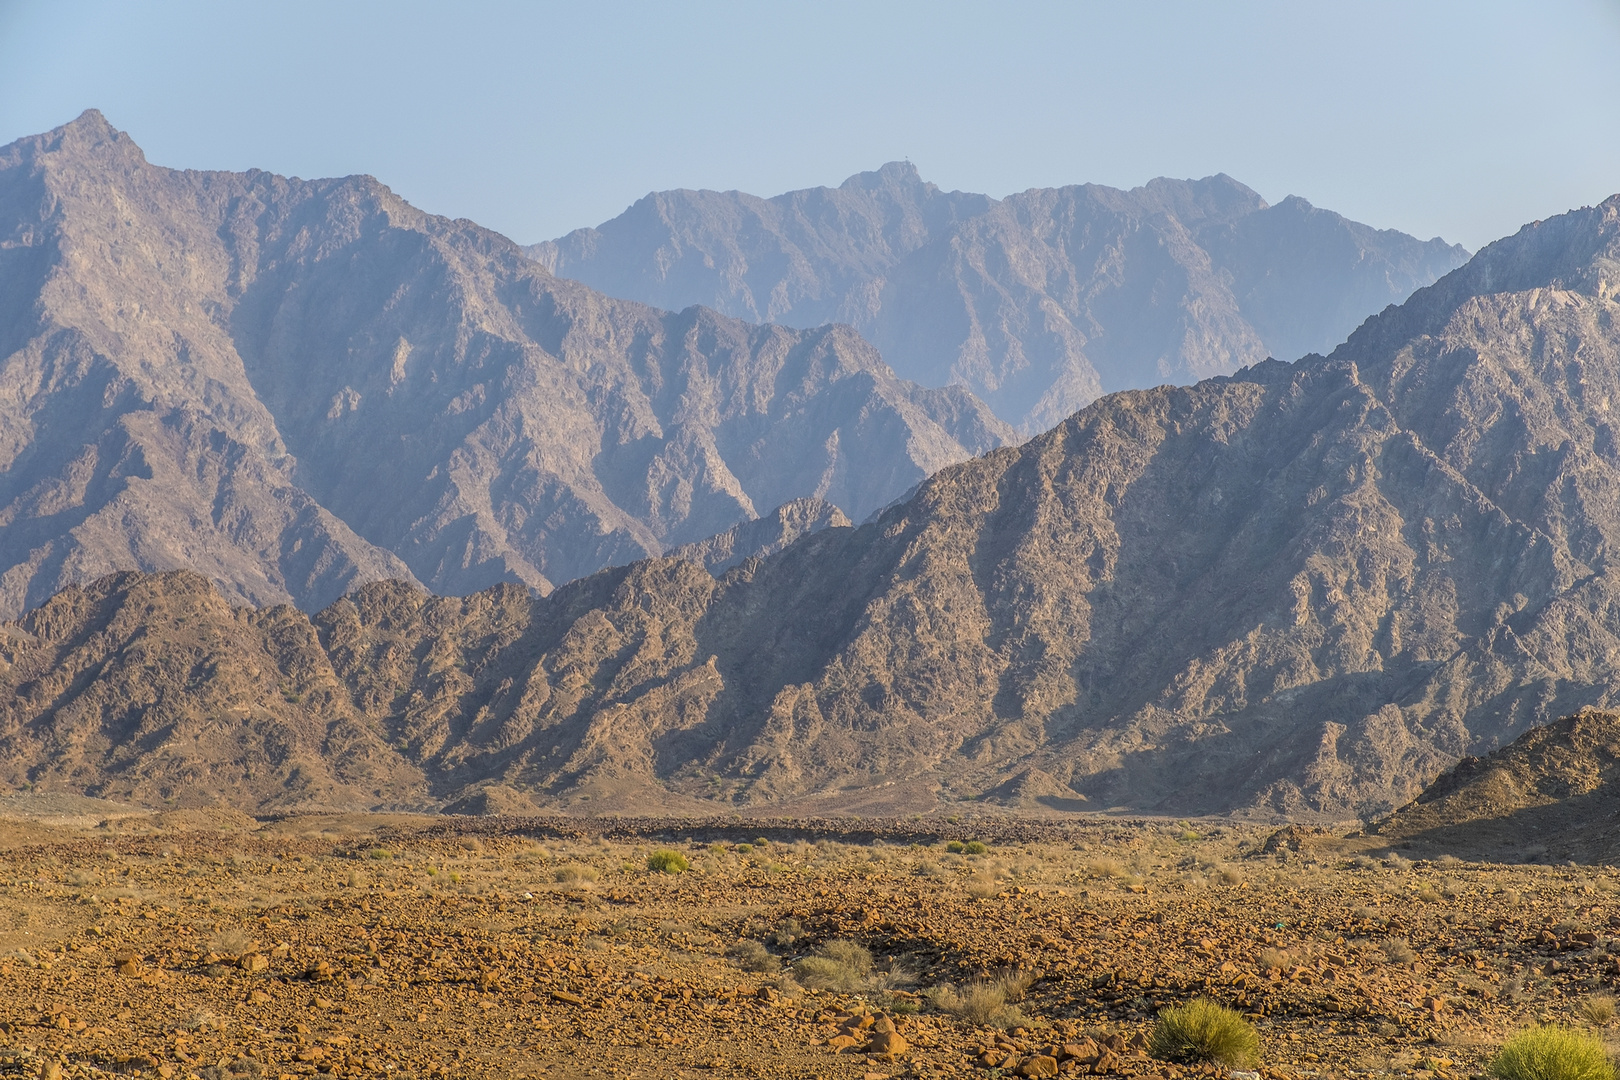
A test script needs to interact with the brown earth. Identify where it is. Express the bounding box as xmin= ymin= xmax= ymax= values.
xmin=1 ymin=810 xmax=1617 ymax=1080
